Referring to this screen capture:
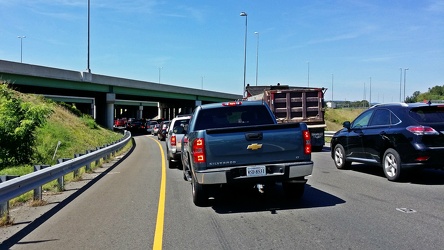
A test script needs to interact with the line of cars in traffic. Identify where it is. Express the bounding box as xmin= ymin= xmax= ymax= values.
xmin=113 ymin=118 xmax=169 ymax=136
xmin=157 ymin=102 xmax=444 ymax=184
xmin=153 ymin=101 xmax=444 ymax=206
